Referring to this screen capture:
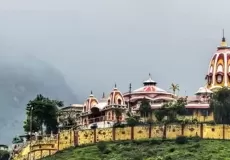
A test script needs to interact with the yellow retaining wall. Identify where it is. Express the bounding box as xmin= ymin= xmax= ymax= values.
xmin=115 ymin=127 xmax=131 ymax=141
xmin=166 ymin=124 xmax=182 ymax=139
xmin=41 ymin=150 xmax=50 ymax=158
xmin=59 ymin=130 xmax=74 ymax=150
xmin=224 ymin=125 xmax=230 ymax=139
xmin=78 ymin=129 xmax=95 ymax=145
xmin=203 ymin=124 xmax=223 ymax=139
xmin=151 ymin=125 xmax=163 ymax=138
xmin=133 ymin=126 xmax=149 ymax=140
xmin=96 ymin=128 xmax=113 ymax=142
xmin=15 ymin=123 xmax=230 ymax=160
xmin=183 ymin=124 xmax=201 ymax=137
